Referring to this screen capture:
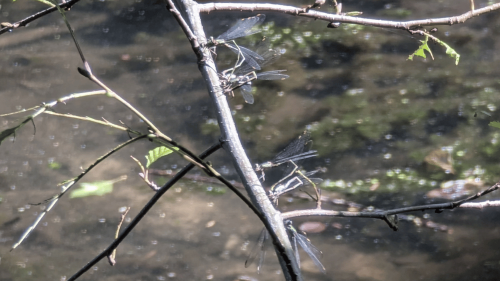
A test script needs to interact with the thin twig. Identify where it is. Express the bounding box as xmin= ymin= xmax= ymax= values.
xmin=0 ymin=90 xmax=106 ymax=117
xmin=67 ymin=143 xmax=222 ymax=281
xmin=282 ymin=181 xmax=500 ymax=231
xmin=148 ymin=168 xmax=246 ymax=189
xmin=47 ymin=0 xmax=223 ymax=181
xmin=43 ymin=111 xmax=130 ymax=132
xmin=164 ymin=0 xmax=203 ymax=59
xmin=11 ymin=135 xmax=148 ymax=250
xmin=107 ymin=207 xmax=131 ymax=266
xmin=0 ymin=0 xmax=82 ymax=35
